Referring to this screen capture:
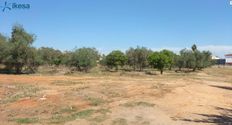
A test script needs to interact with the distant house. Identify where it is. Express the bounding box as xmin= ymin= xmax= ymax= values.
xmin=225 ymin=54 xmax=232 ymax=65
xmin=211 ymin=56 xmax=220 ymax=60
xmin=212 ymin=56 xmax=225 ymax=65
